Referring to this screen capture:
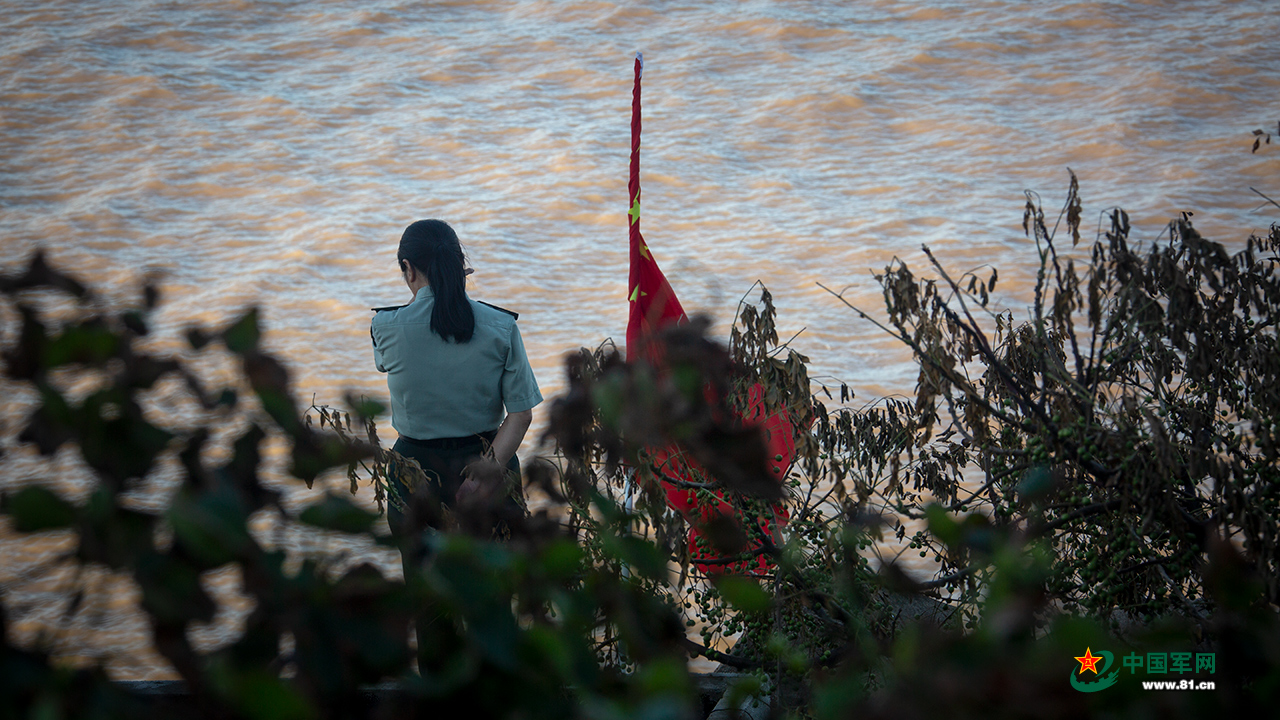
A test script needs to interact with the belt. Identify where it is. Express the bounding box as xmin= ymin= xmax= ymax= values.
xmin=398 ymin=429 xmax=498 ymax=451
